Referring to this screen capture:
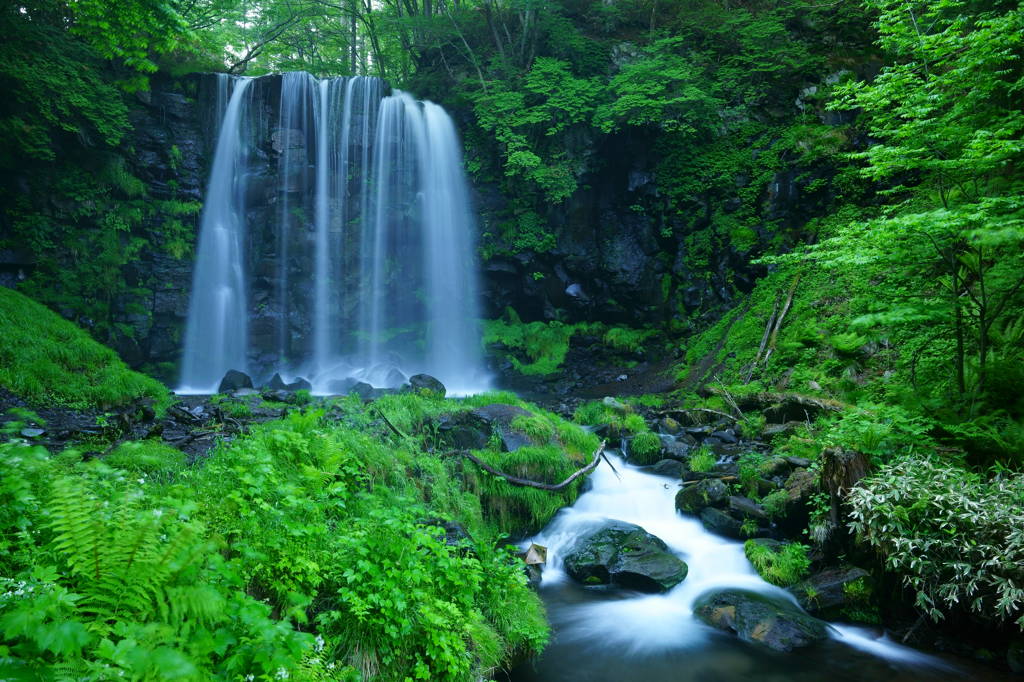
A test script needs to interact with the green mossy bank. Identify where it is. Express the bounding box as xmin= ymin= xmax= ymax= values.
xmin=0 ymin=287 xmax=170 ymax=411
